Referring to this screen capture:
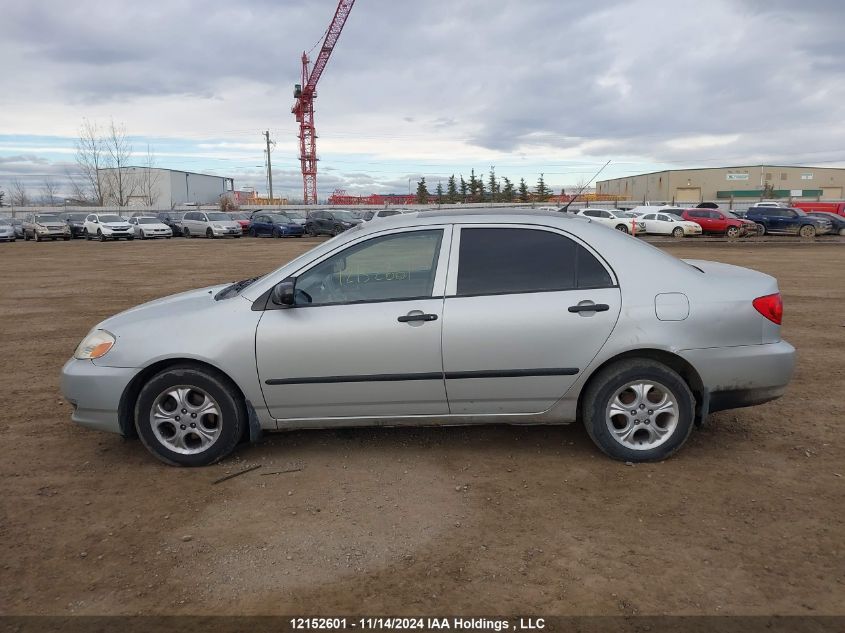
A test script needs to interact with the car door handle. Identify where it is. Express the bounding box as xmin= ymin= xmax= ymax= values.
xmin=568 ymin=303 xmax=610 ymax=313
xmin=397 ymin=313 xmax=438 ymax=323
